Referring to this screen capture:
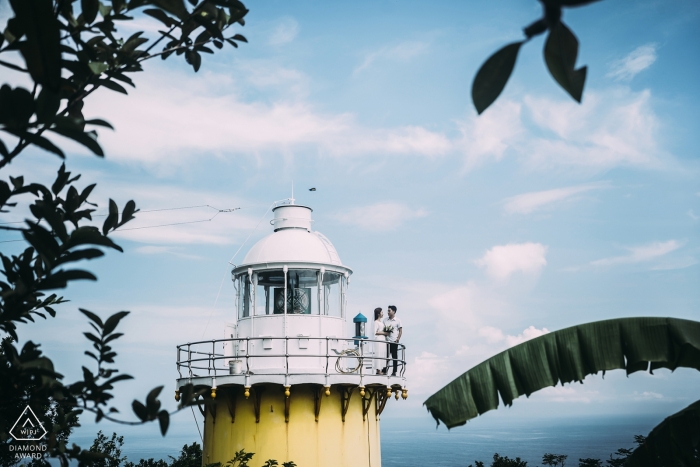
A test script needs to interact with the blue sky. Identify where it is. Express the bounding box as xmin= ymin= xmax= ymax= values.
xmin=1 ymin=0 xmax=699 ymax=447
